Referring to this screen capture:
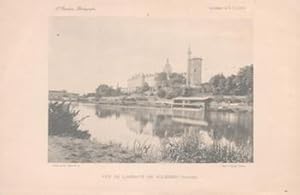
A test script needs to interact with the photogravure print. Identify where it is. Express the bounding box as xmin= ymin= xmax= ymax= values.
xmin=48 ymin=16 xmax=253 ymax=163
